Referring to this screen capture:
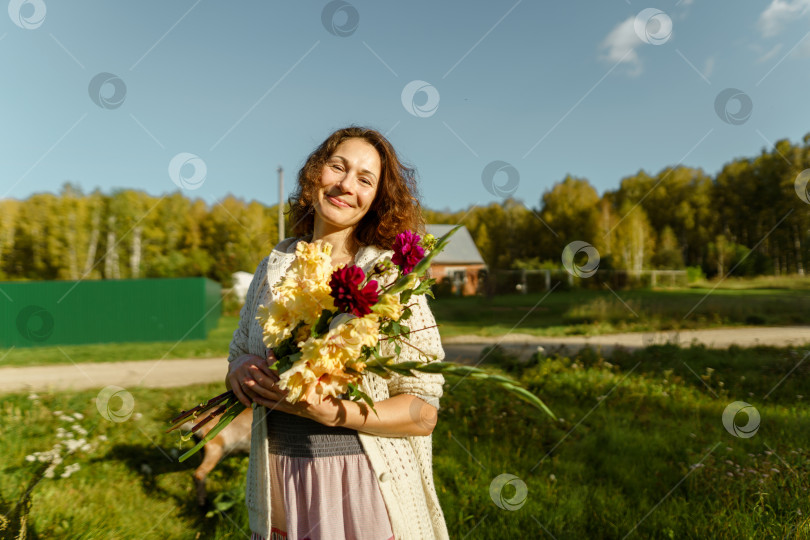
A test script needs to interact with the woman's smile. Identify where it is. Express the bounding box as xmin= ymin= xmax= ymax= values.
xmin=326 ymin=195 xmax=352 ymax=208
